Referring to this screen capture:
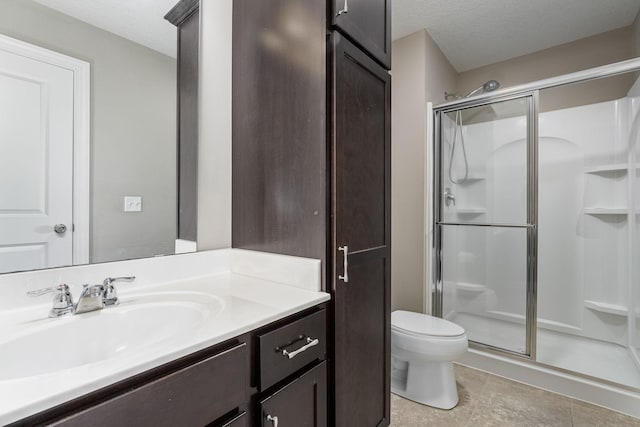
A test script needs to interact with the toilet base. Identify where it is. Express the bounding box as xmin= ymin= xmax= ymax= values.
xmin=391 ymin=358 xmax=459 ymax=410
